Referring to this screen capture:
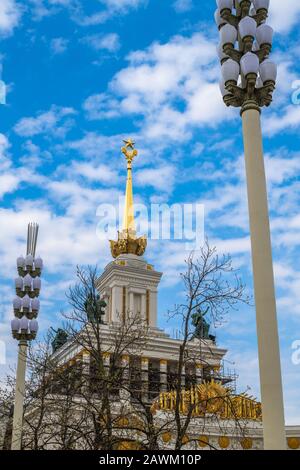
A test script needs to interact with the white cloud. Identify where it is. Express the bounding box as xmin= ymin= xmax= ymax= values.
xmin=68 ymin=161 xmax=118 ymax=184
xmin=29 ymin=0 xmax=146 ymax=25
xmin=81 ymin=33 xmax=120 ymax=53
xmin=14 ymin=105 xmax=76 ymax=137
xmin=0 ymin=133 xmax=11 ymax=171
xmin=0 ymin=134 xmax=48 ymax=198
xmin=0 ymin=0 xmax=21 ymax=36
xmin=83 ymin=93 xmax=120 ymax=120
xmin=0 ymin=173 xmax=20 ymax=199
xmin=19 ymin=140 xmax=52 ymax=169
xmin=0 ymin=204 xmax=107 ymax=282
xmin=66 ymin=132 xmax=124 ymax=159
xmin=264 ymin=152 xmax=300 ymax=184
xmin=50 ymin=37 xmax=69 ymax=54
xmin=85 ymin=33 xmax=231 ymax=141
xmin=263 ymin=105 xmax=300 ymax=136
xmin=269 ymin=0 xmax=300 ymax=34
xmin=103 ymin=0 xmax=144 ymax=8
xmin=173 ymin=0 xmax=193 ymax=13
xmin=136 ymin=164 xmax=176 ymax=193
